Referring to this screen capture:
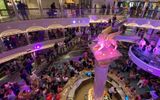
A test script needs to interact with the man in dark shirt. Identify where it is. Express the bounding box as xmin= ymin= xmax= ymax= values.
xmin=17 ymin=1 xmax=29 ymax=20
xmin=112 ymin=14 xmax=117 ymax=26
xmin=54 ymin=42 xmax=59 ymax=54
